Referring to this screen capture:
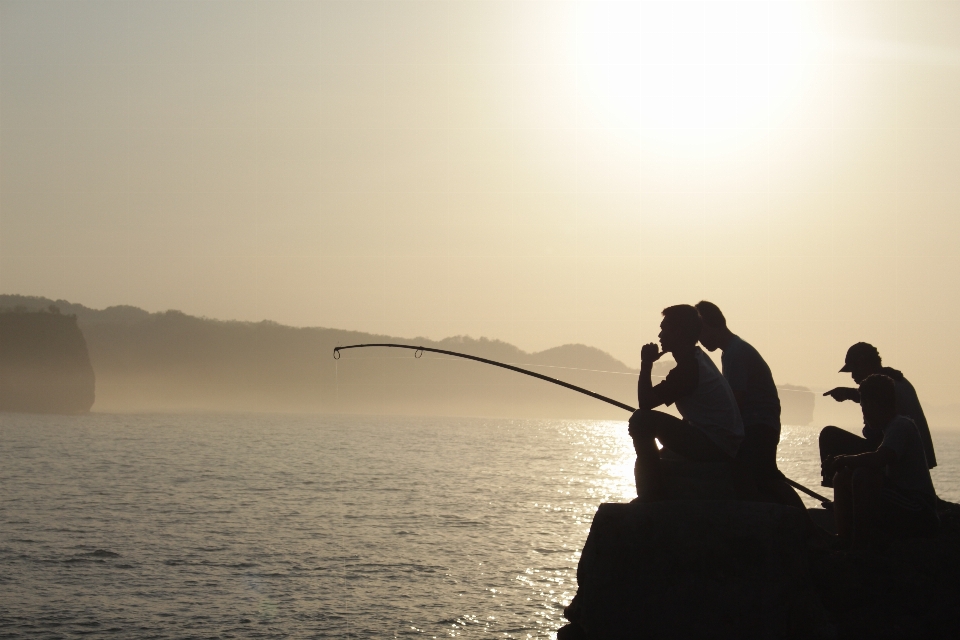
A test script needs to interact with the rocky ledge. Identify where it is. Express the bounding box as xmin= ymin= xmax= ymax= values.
xmin=559 ymin=499 xmax=960 ymax=639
